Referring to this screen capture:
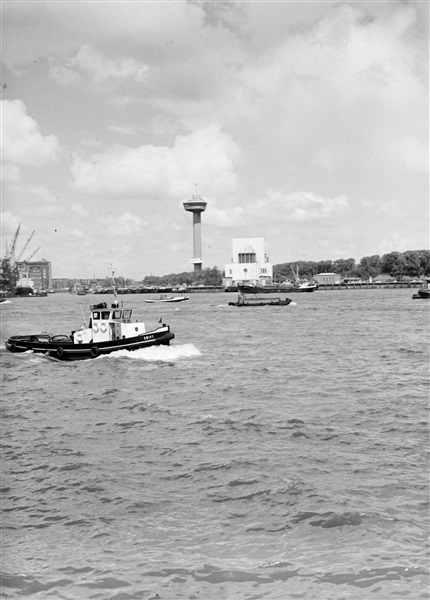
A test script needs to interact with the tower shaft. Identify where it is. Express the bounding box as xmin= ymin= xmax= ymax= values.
xmin=192 ymin=212 xmax=202 ymax=271
xmin=183 ymin=193 xmax=207 ymax=271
